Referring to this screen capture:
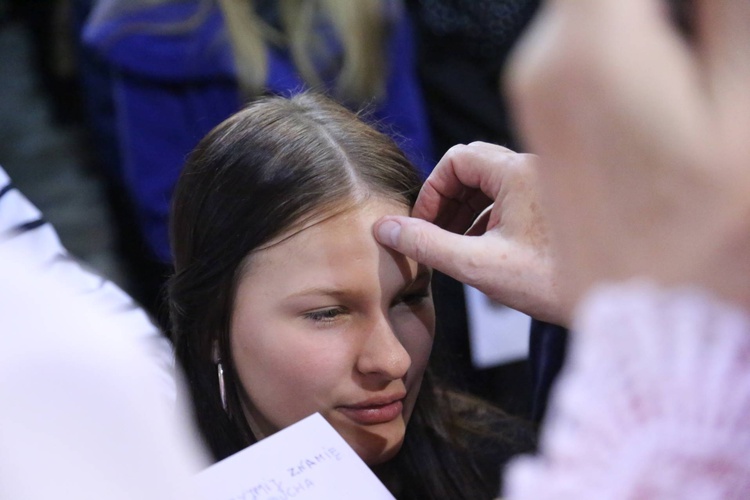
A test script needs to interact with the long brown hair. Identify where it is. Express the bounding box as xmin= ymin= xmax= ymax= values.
xmin=169 ymin=93 xmax=532 ymax=499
